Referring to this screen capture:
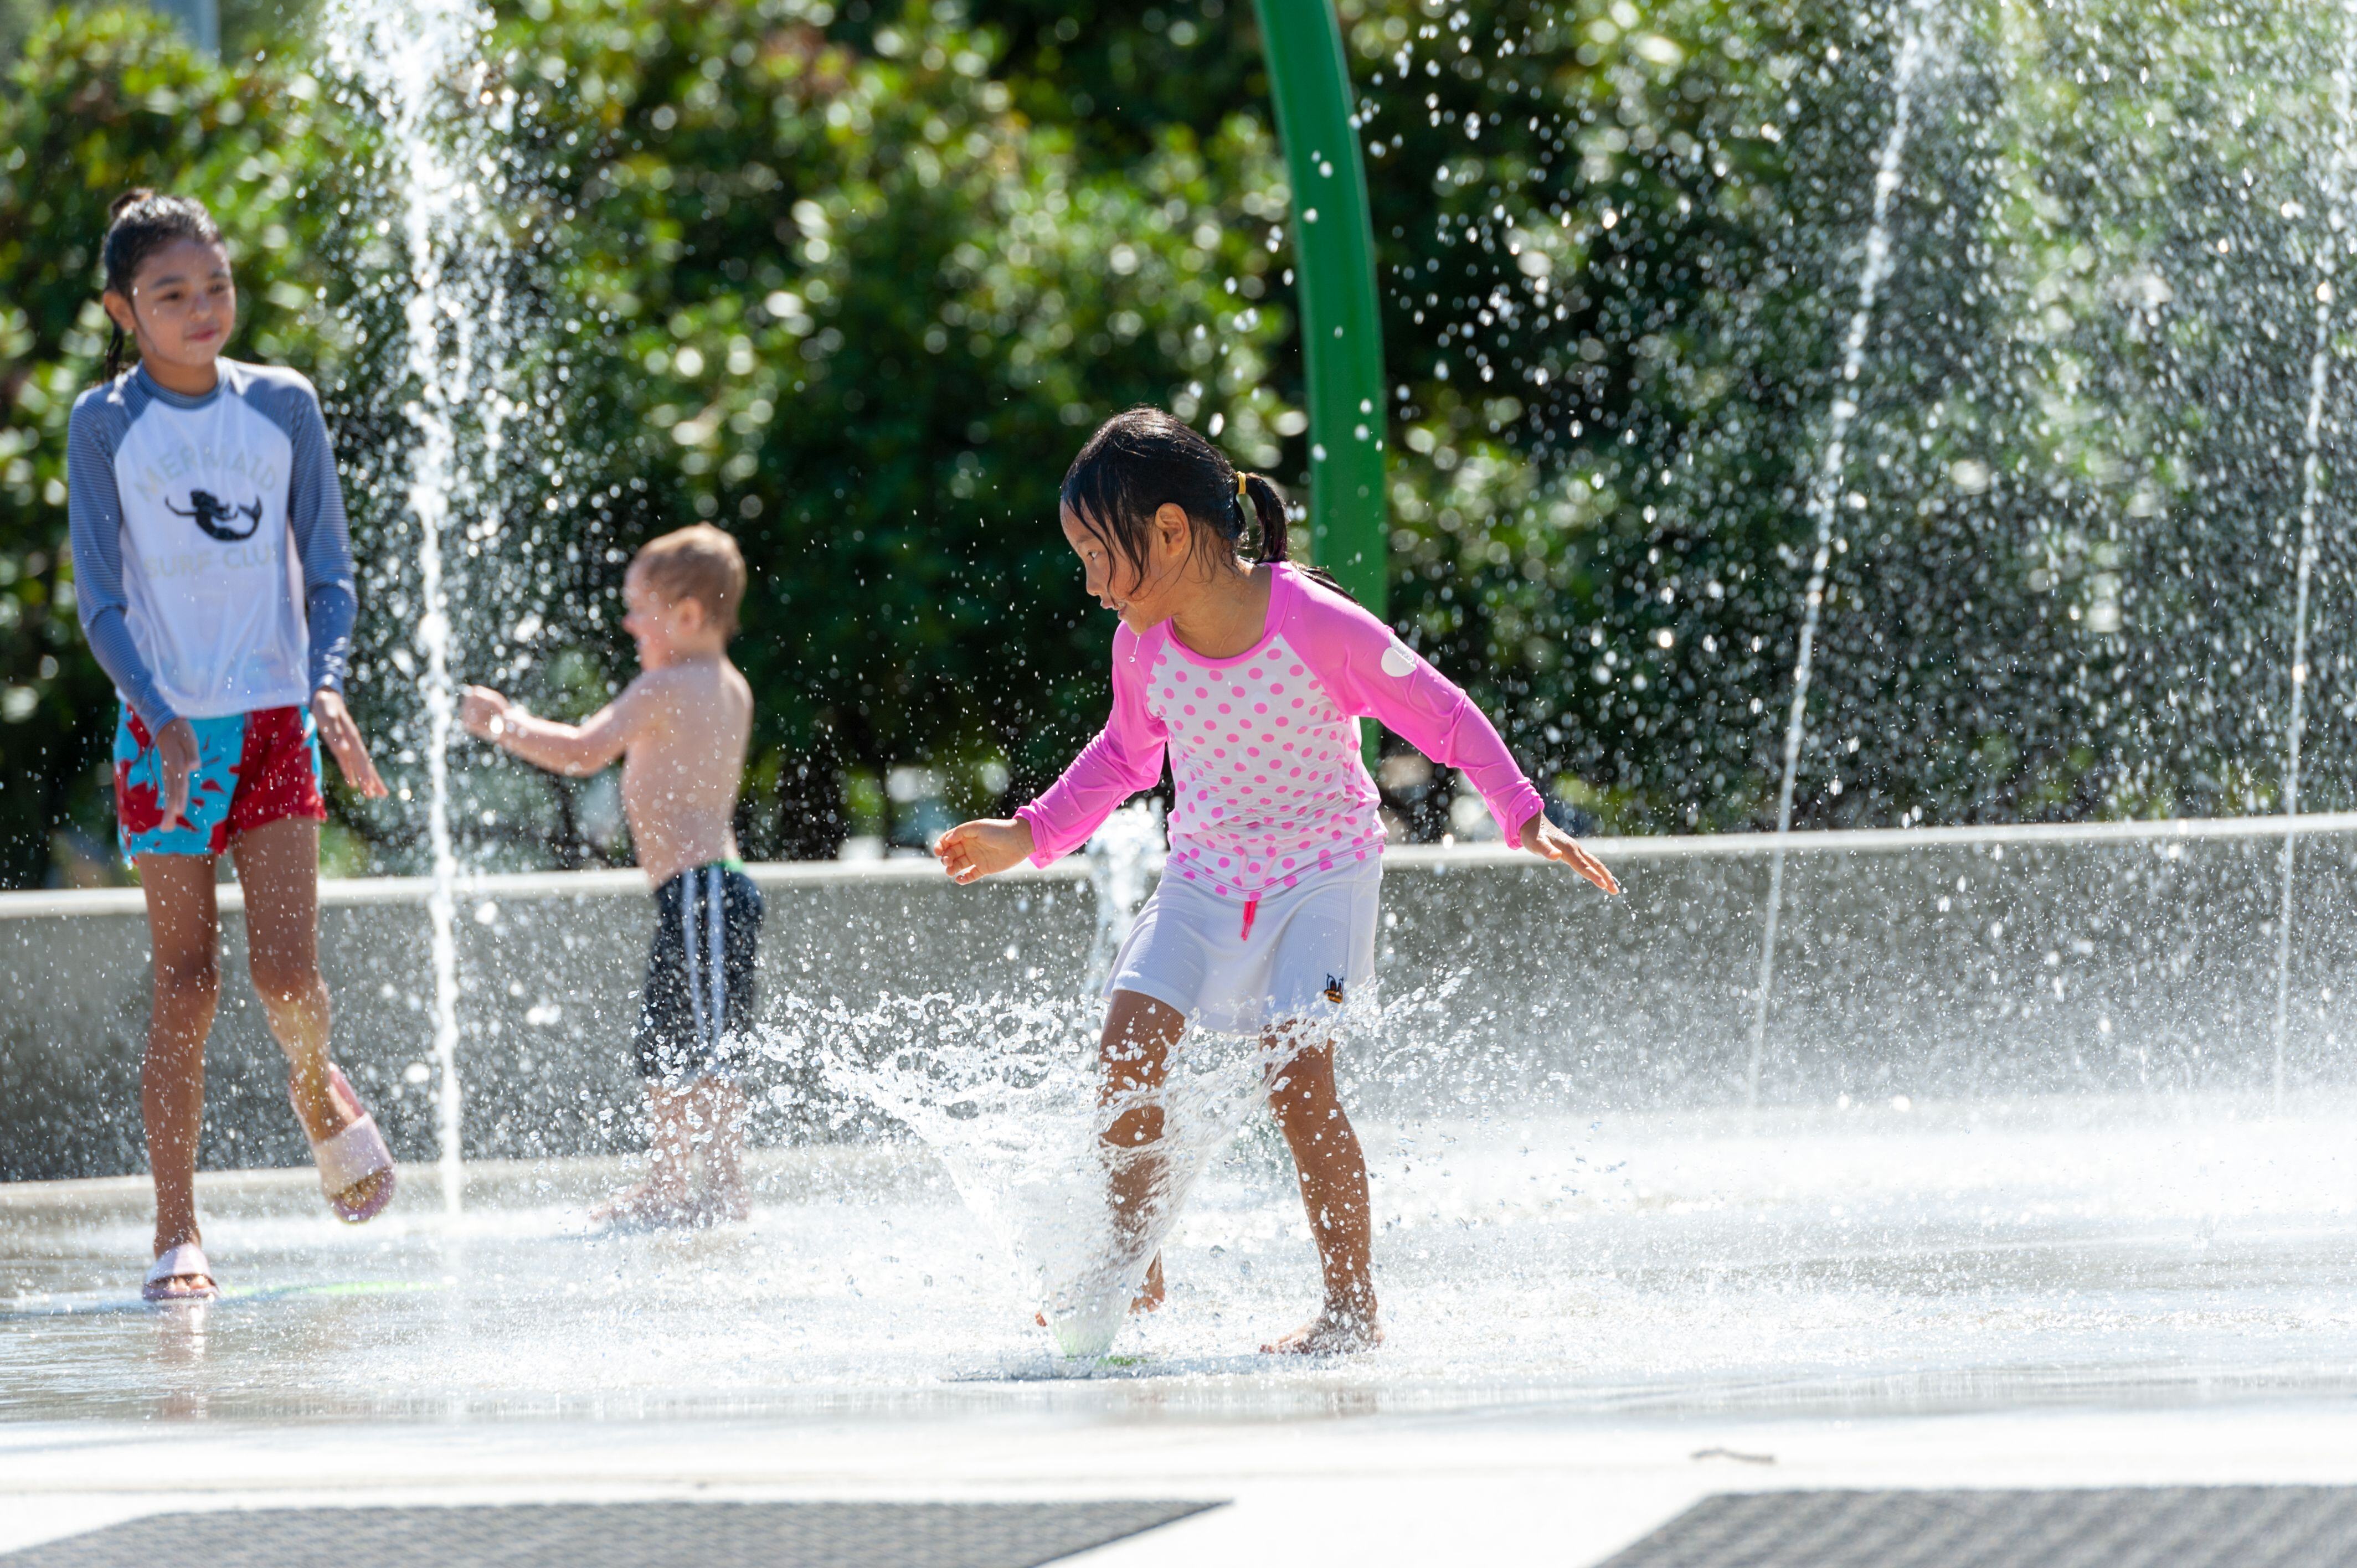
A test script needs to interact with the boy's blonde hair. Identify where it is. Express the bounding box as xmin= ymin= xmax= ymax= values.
xmin=633 ymin=524 xmax=747 ymax=637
